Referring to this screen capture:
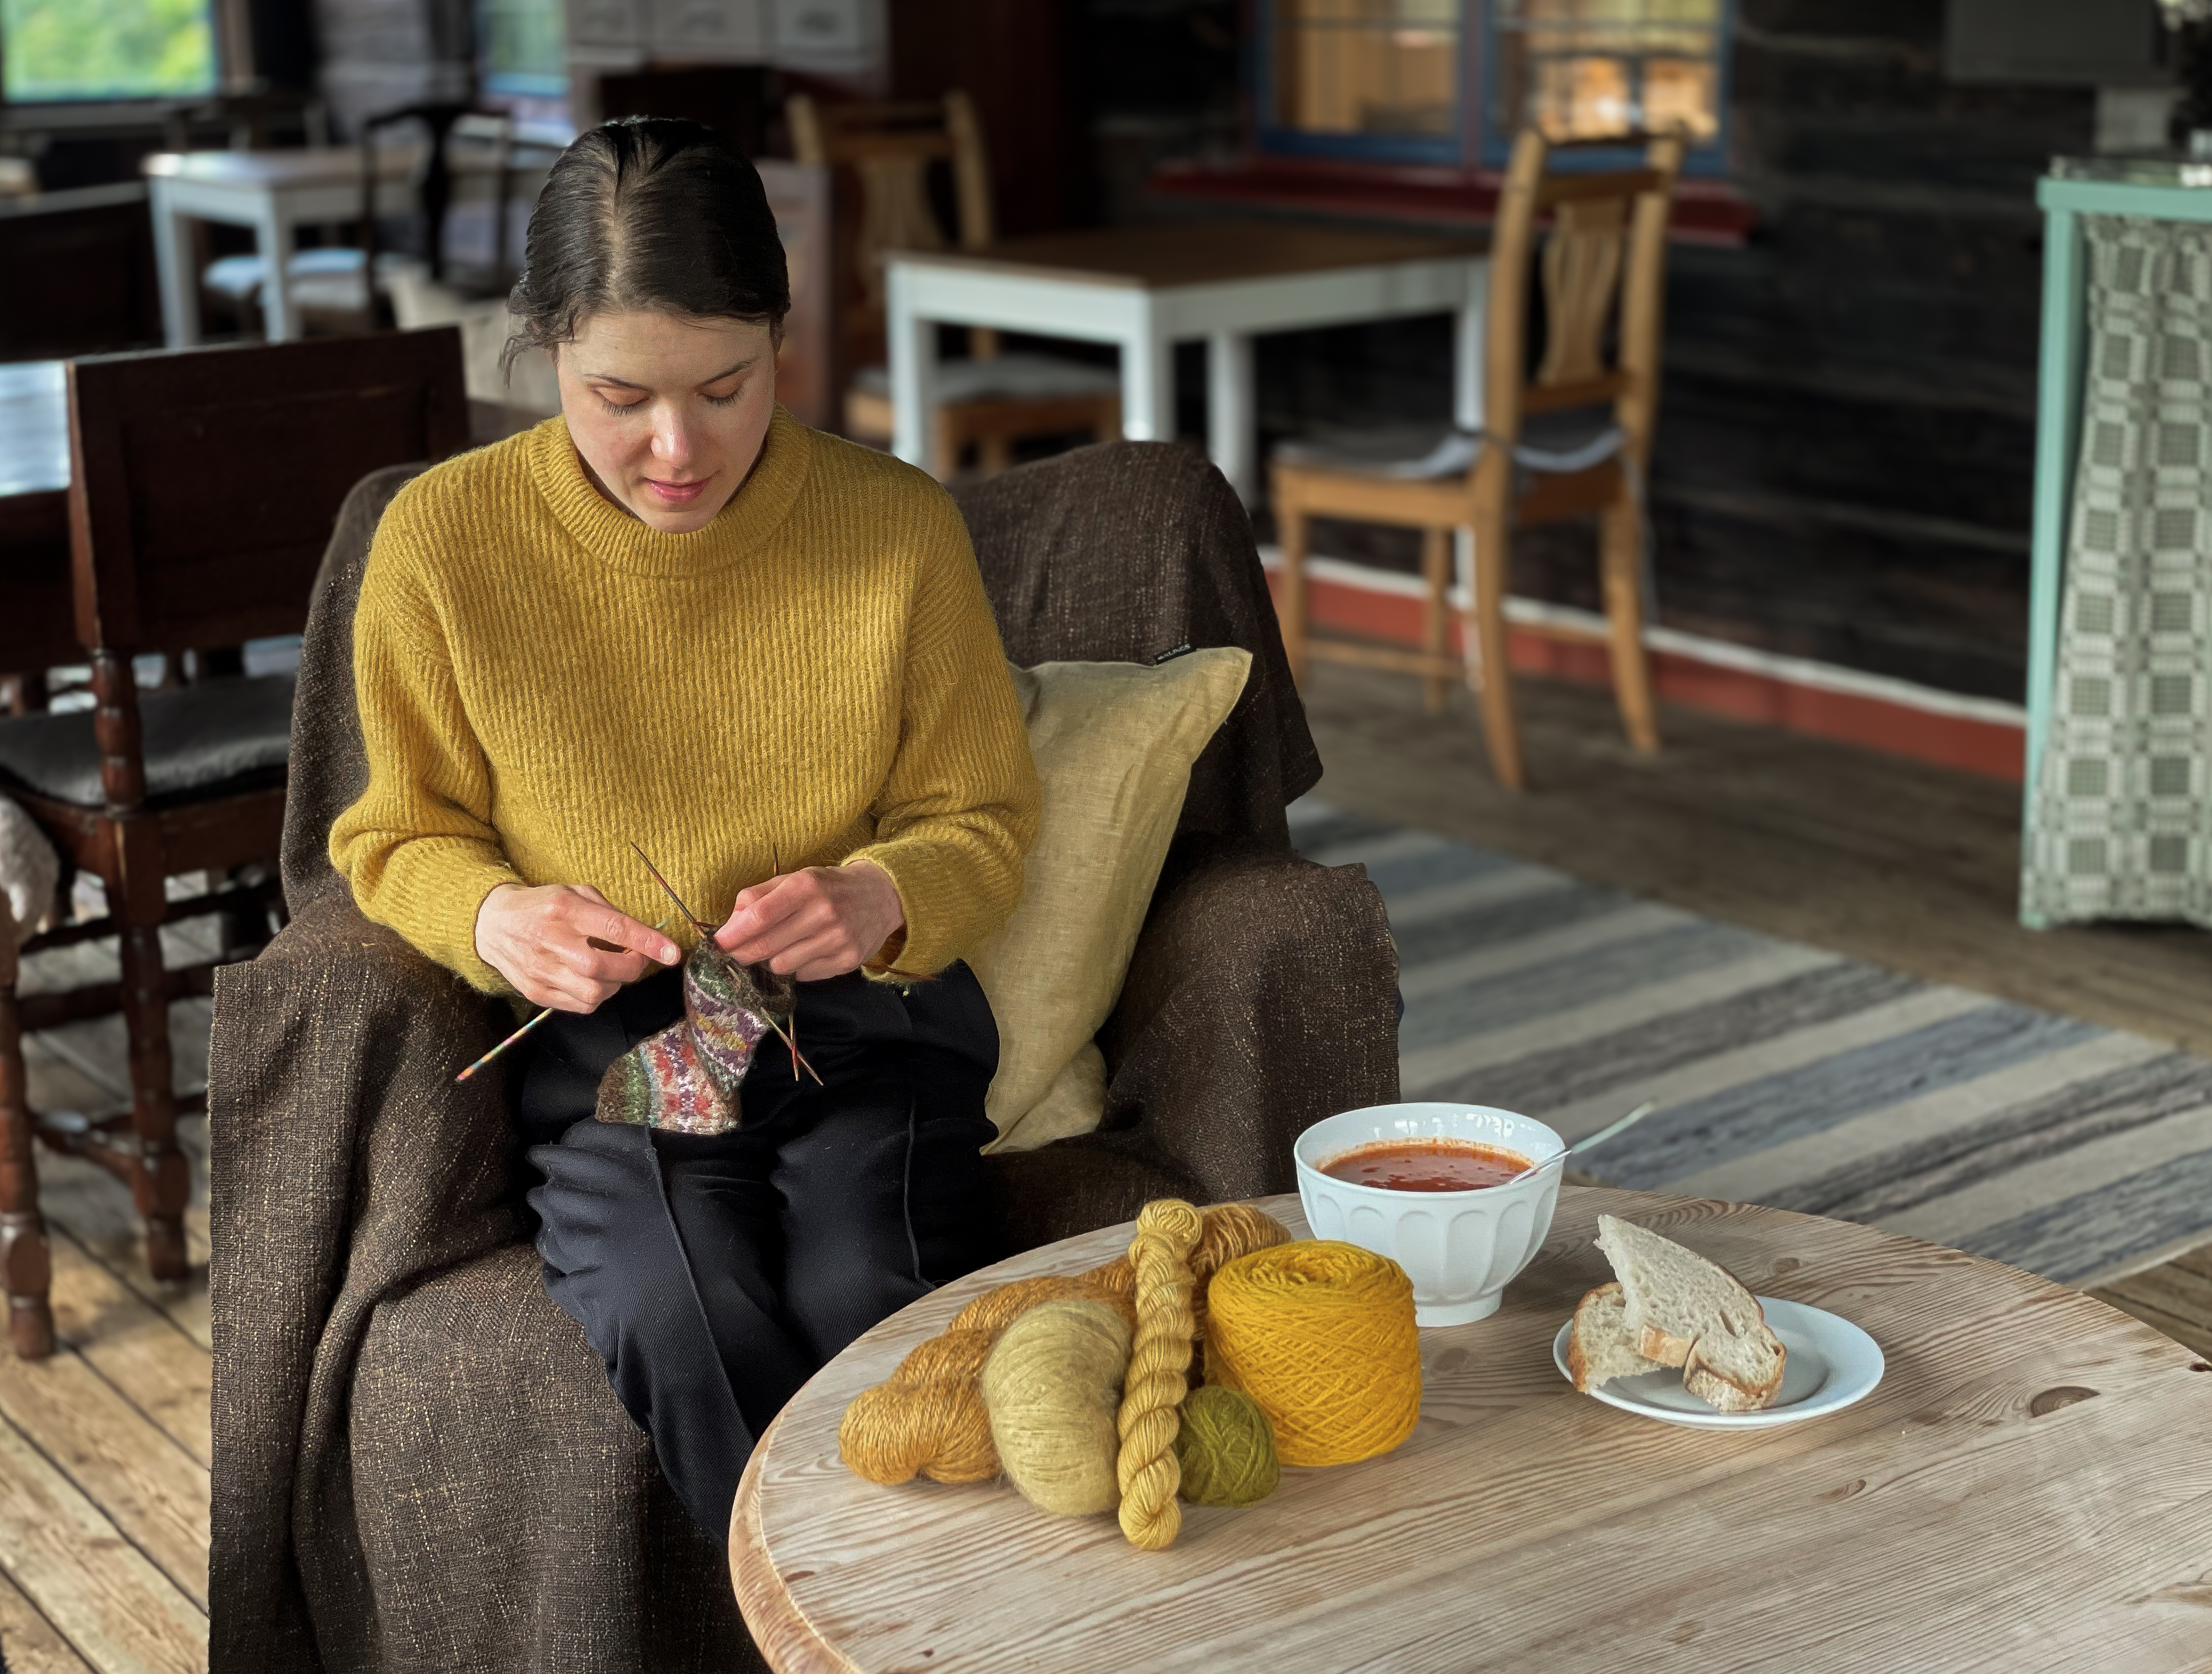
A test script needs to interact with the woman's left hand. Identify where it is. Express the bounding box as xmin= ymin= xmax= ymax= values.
xmin=716 ymin=861 xmax=905 ymax=981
